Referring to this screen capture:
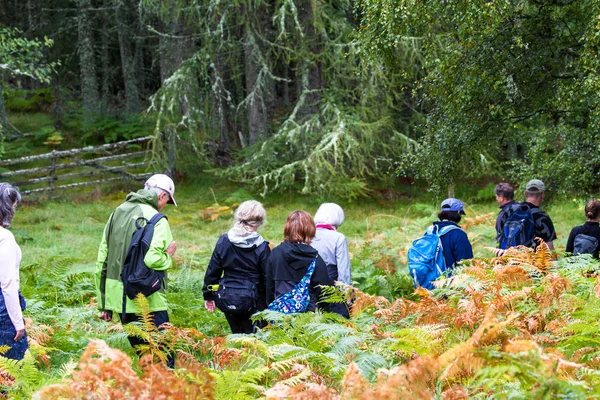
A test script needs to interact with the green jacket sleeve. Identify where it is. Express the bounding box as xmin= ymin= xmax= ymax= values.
xmin=95 ymin=221 xmax=109 ymax=311
xmin=144 ymin=217 xmax=173 ymax=271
